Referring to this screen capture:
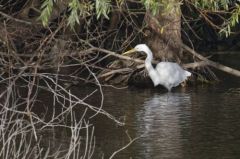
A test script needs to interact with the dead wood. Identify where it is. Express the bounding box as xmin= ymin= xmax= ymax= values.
xmin=182 ymin=44 xmax=240 ymax=77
